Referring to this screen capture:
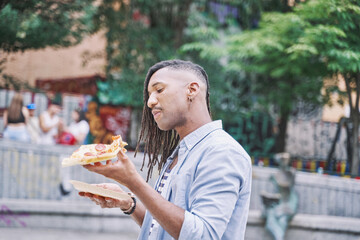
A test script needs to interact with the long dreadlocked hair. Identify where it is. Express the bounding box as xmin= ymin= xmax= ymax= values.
xmin=135 ymin=59 xmax=211 ymax=181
